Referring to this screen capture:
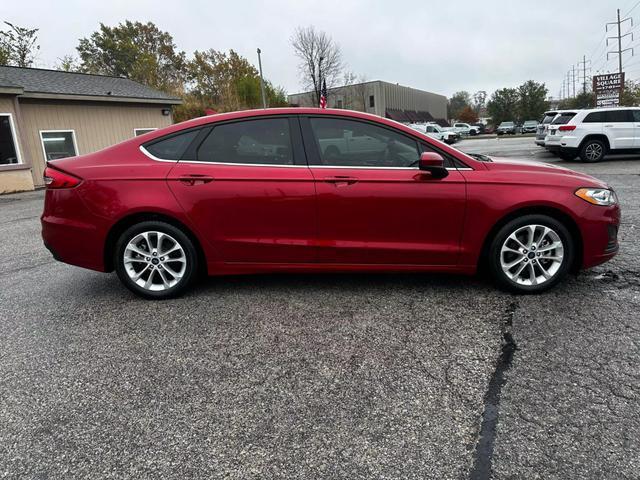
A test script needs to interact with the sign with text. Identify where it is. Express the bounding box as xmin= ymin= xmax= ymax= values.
xmin=593 ymin=72 xmax=625 ymax=108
